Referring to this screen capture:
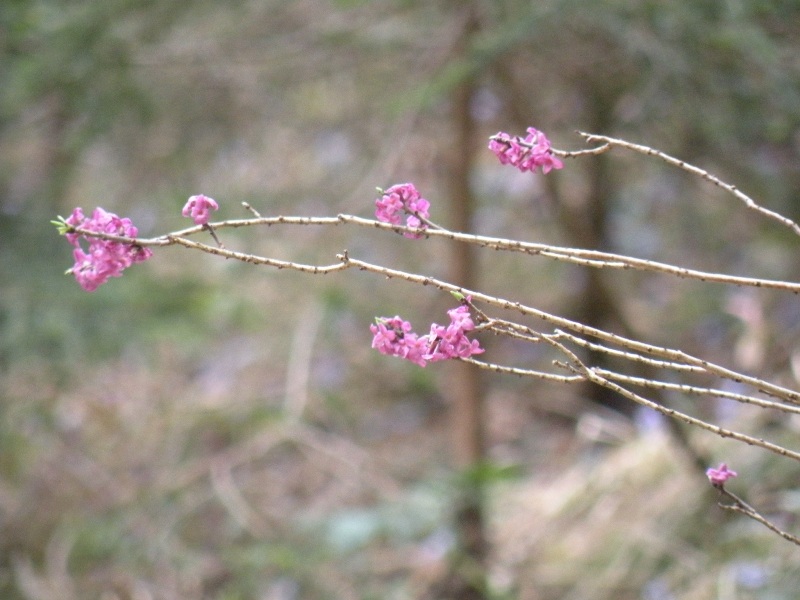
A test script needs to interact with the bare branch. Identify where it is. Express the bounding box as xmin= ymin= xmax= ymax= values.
xmin=578 ymin=131 xmax=800 ymax=237
xmin=715 ymin=486 xmax=800 ymax=547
